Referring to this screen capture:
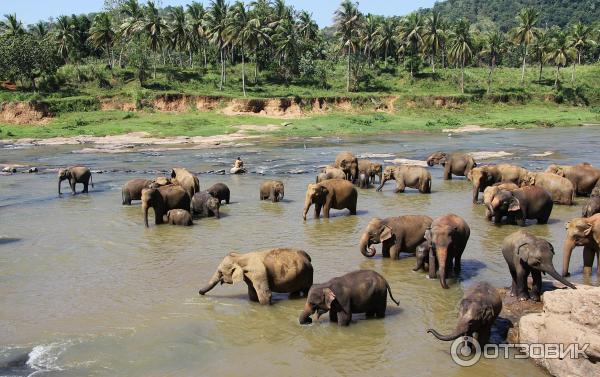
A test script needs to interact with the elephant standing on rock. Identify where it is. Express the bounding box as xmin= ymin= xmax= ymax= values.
xmin=502 ymin=230 xmax=575 ymax=301
xmin=171 ymin=168 xmax=200 ymax=199
xmin=427 ymin=282 xmax=502 ymax=345
xmin=191 ymin=191 xmax=220 ymax=218
xmin=426 ymin=152 xmax=477 ymax=180
xmin=521 ymin=171 xmax=574 ymax=205
xmin=122 ymin=179 xmax=153 ymax=205
xmin=207 ymin=183 xmax=230 ymax=204
xmin=303 ymin=179 xmax=357 ymax=220
xmin=483 ymin=183 xmax=519 ymax=220
xmin=334 ymin=152 xmax=359 ymax=182
xmin=359 ymin=215 xmax=433 ymax=259
xmin=198 ymin=248 xmax=313 ymax=305
xmin=58 ymin=167 xmax=93 ymax=195
xmin=259 ymin=180 xmax=285 ymax=202
xmin=298 ymin=270 xmax=399 ymax=326
xmin=546 ymin=163 xmax=600 ymax=196
xmin=486 ymin=186 xmax=553 ymax=226
xmin=376 ymin=165 xmax=431 ymax=193
xmin=421 ymin=214 xmax=470 ymax=289
xmin=562 ymin=214 xmax=600 ymax=277
xmin=166 ymin=209 xmax=193 ymax=226
xmin=358 ymin=159 xmax=383 ymax=184
xmin=316 ymin=166 xmax=346 ymax=183
xmin=142 ymin=185 xmax=191 ymax=227
xmin=470 ymin=164 xmax=528 ymax=203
